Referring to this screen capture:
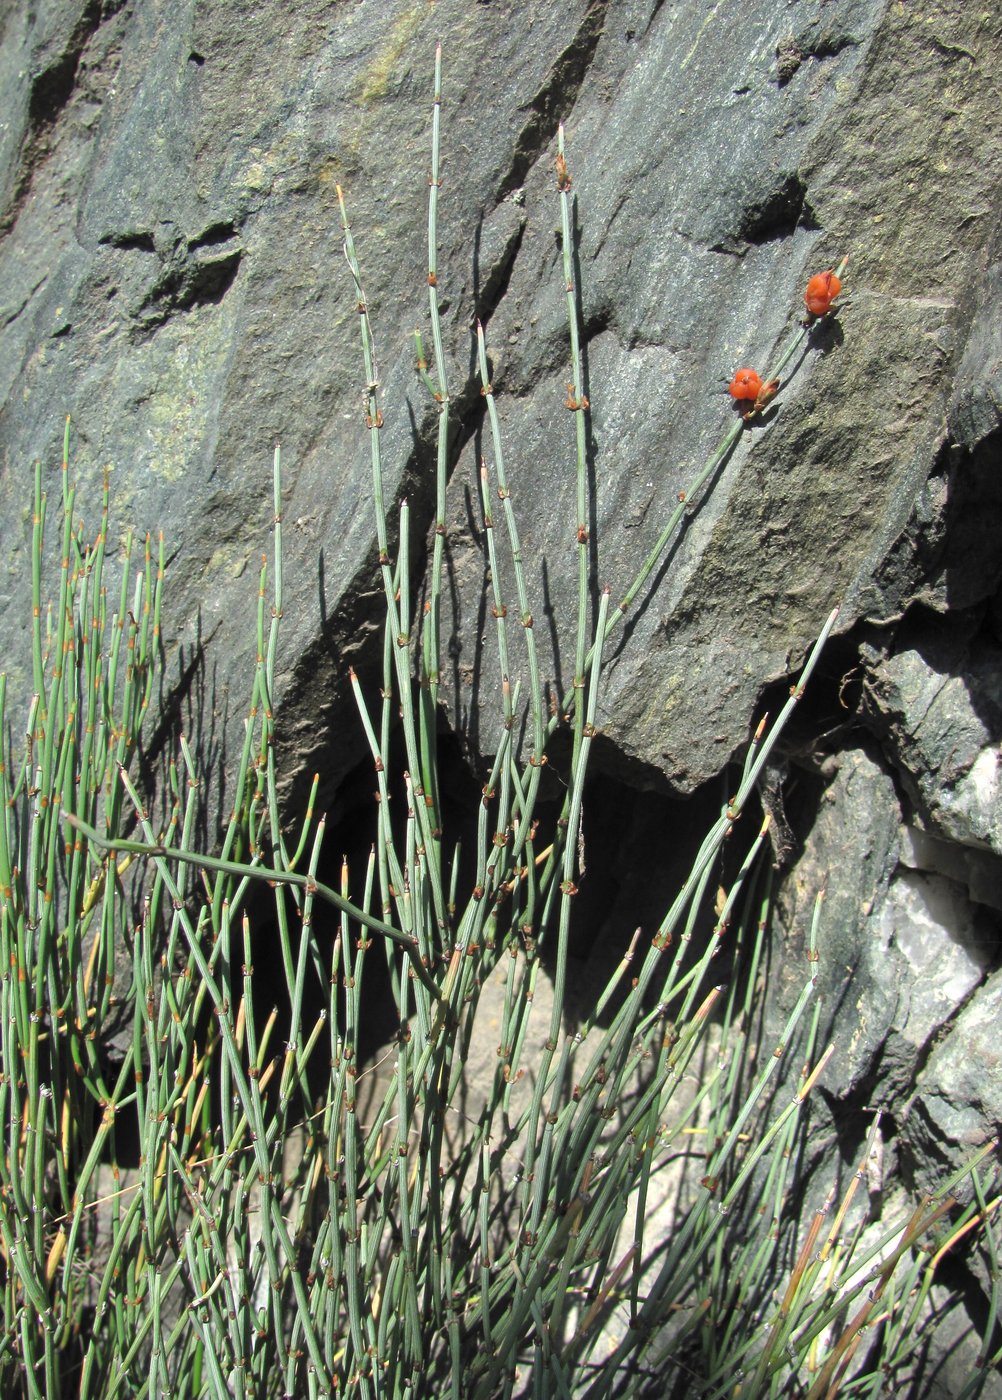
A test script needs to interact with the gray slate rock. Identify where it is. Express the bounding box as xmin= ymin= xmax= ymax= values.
xmin=906 ymin=967 xmax=1002 ymax=1202
xmin=864 ymin=625 xmax=1002 ymax=855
